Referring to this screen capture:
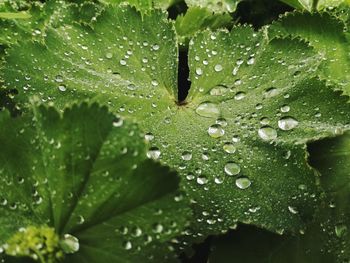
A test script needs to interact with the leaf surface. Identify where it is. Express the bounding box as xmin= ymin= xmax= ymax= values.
xmin=269 ymin=11 xmax=350 ymax=96
xmin=2 ymin=4 xmax=350 ymax=237
xmin=0 ymin=103 xmax=190 ymax=262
